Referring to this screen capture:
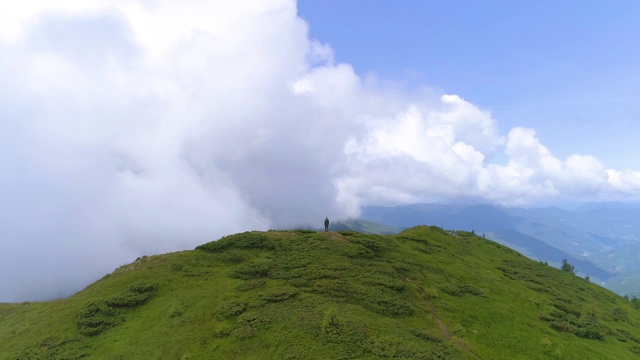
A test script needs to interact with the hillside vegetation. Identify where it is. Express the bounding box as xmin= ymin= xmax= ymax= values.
xmin=2 ymin=226 xmax=640 ymax=359
xmin=361 ymin=203 xmax=640 ymax=296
